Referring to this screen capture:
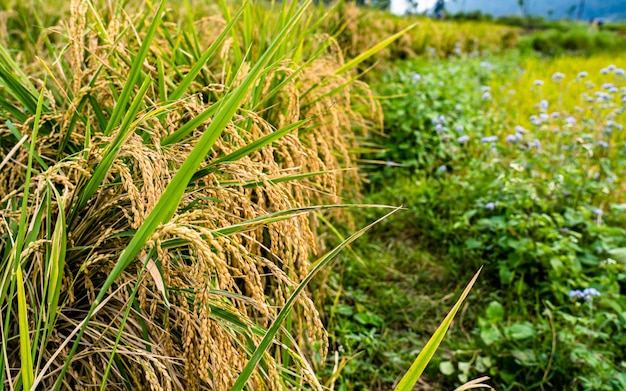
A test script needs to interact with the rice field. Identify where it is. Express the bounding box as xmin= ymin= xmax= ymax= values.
xmin=1 ymin=1 xmax=625 ymax=390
